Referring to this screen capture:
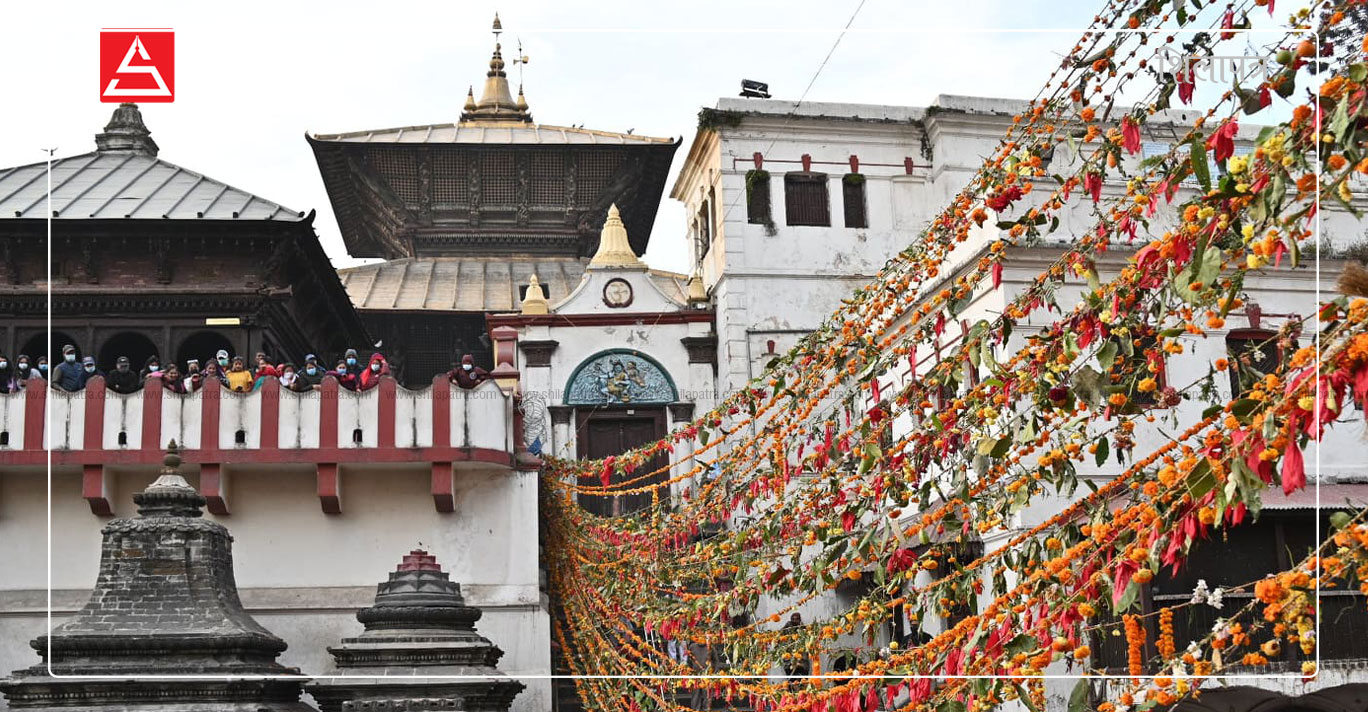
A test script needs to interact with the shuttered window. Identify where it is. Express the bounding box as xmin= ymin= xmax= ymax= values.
xmin=746 ymin=170 xmax=771 ymax=224
xmin=784 ymin=173 xmax=830 ymax=227
xmin=842 ymin=175 xmax=867 ymax=228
